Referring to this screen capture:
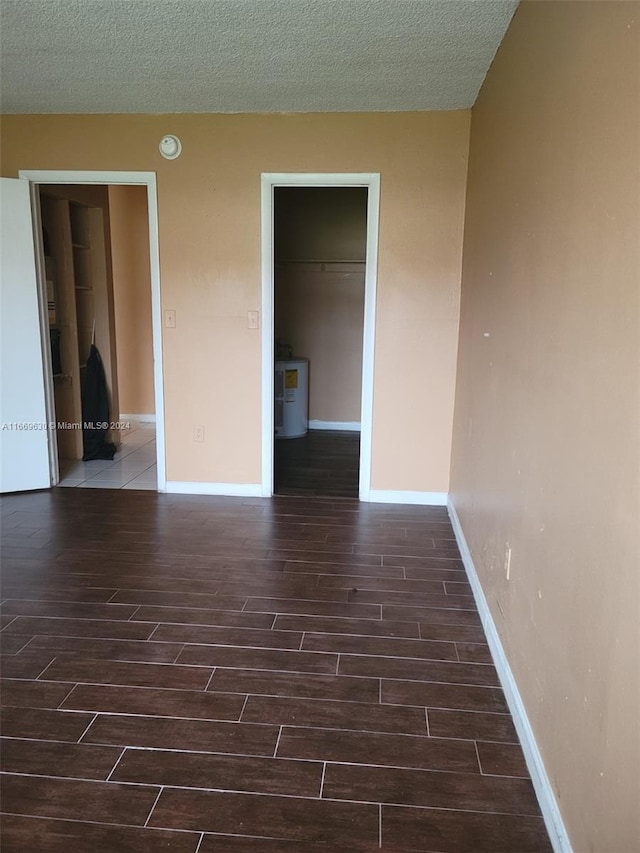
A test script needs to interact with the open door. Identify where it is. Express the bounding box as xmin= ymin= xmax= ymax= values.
xmin=0 ymin=178 xmax=51 ymax=492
